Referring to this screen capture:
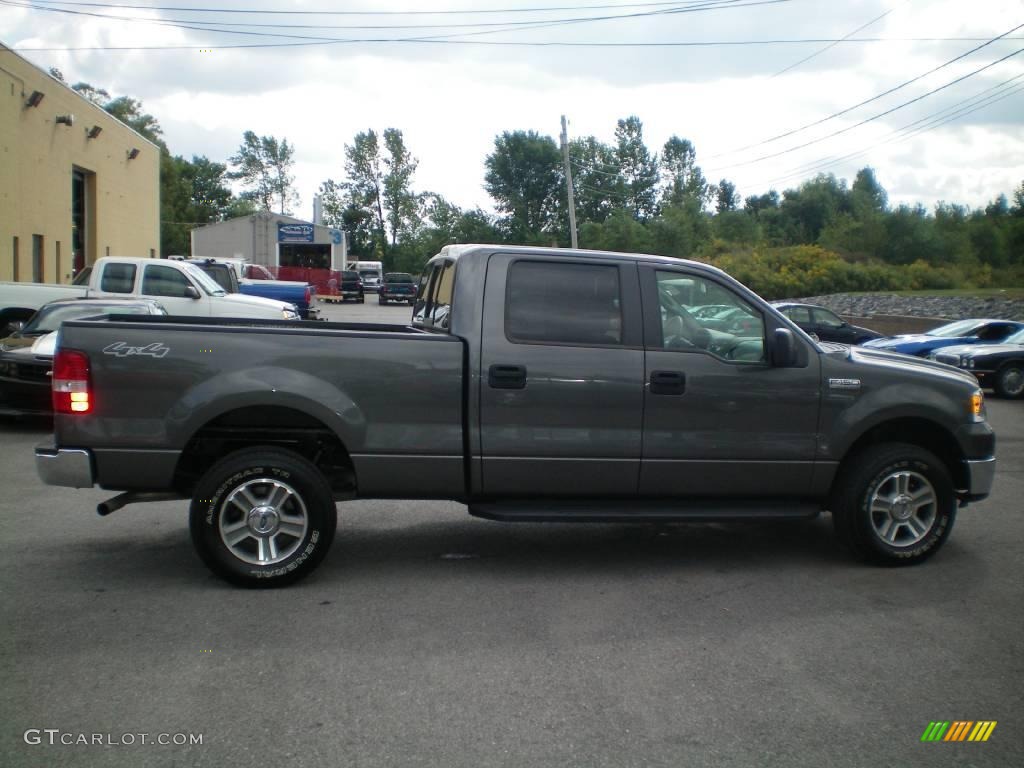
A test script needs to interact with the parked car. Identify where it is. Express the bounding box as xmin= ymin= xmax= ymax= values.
xmin=930 ymin=328 xmax=1024 ymax=399
xmin=771 ymin=302 xmax=883 ymax=344
xmin=379 ymin=273 xmax=417 ymax=305
xmin=339 ymin=271 xmax=364 ymax=303
xmin=186 ymin=258 xmax=319 ymax=320
xmin=862 ymin=319 xmax=1024 ymax=357
xmin=2 ymin=257 xmax=300 ymax=326
xmin=0 ymin=298 xmax=166 ymax=416
xmin=36 ymin=245 xmax=994 ymax=586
